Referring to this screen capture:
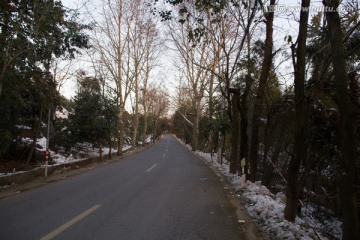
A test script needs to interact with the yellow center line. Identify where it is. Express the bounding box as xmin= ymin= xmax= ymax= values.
xmin=39 ymin=204 xmax=101 ymax=240
xmin=146 ymin=163 xmax=158 ymax=173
